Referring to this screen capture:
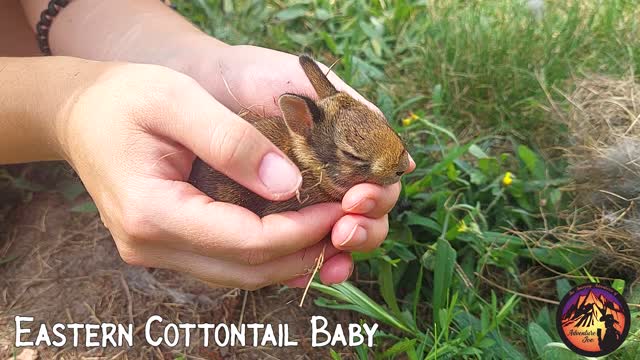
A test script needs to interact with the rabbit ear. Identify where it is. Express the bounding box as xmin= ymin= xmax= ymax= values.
xmin=278 ymin=94 xmax=321 ymax=137
xmin=299 ymin=55 xmax=338 ymax=99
